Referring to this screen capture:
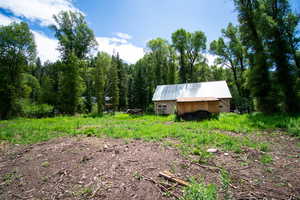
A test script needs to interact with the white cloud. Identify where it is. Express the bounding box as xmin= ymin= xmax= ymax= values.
xmin=31 ymin=33 xmax=144 ymax=64
xmin=32 ymin=31 xmax=60 ymax=63
xmin=115 ymin=32 xmax=132 ymax=40
xmin=97 ymin=37 xmax=144 ymax=64
xmin=0 ymin=0 xmax=81 ymax=26
xmin=204 ymin=53 xmax=218 ymax=66
xmin=0 ymin=13 xmax=19 ymax=25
